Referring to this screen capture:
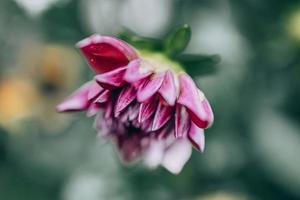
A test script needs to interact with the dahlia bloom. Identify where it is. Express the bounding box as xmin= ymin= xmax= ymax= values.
xmin=57 ymin=31 xmax=214 ymax=174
